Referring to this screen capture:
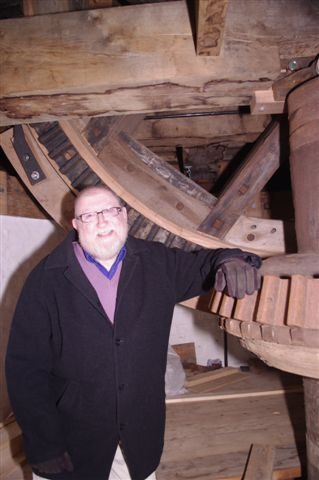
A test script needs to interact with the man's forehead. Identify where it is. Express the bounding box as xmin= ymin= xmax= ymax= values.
xmin=76 ymin=189 xmax=119 ymax=211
